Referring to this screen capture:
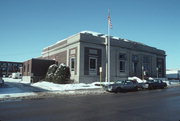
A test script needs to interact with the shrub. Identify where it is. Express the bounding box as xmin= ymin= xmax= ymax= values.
xmin=45 ymin=63 xmax=71 ymax=84
xmin=45 ymin=64 xmax=58 ymax=82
